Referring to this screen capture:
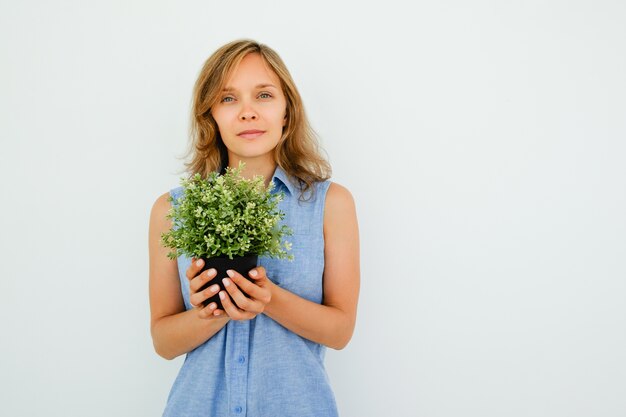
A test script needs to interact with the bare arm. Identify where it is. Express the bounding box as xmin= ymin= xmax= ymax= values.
xmin=149 ymin=192 xmax=230 ymax=360
xmin=263 ymin=284 xmax=353 ymax=350
xmin=264 ymin=182 xmax=360 ymax=349
xmin=221 ymin=182 xmax=360 ymax=350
